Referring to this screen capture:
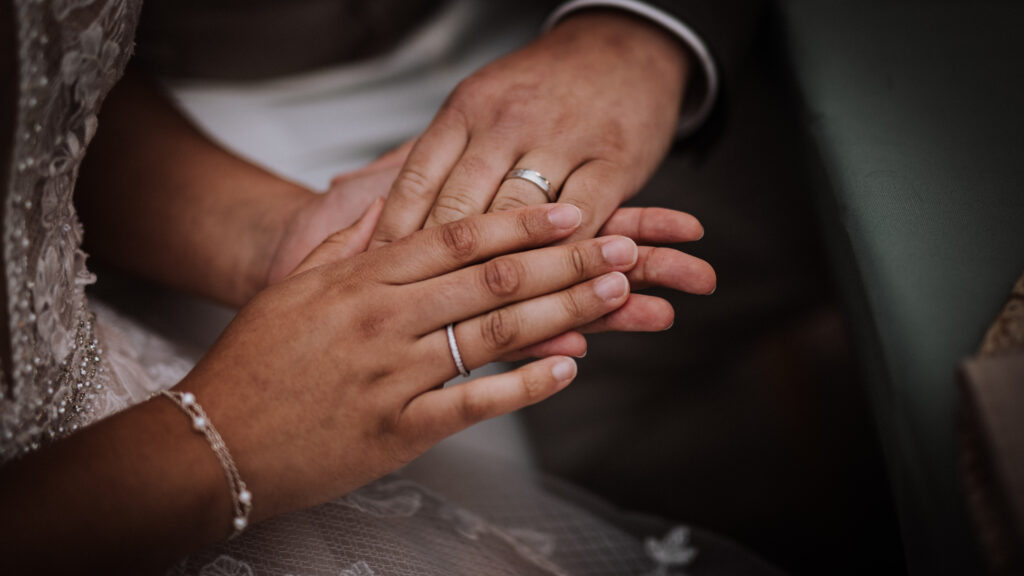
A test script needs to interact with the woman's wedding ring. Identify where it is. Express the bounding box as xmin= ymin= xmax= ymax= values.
xmin=446 ymin=323 xmax=470 ymax=378
xmin=504 ymin=168 xmax=555 ymax=201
